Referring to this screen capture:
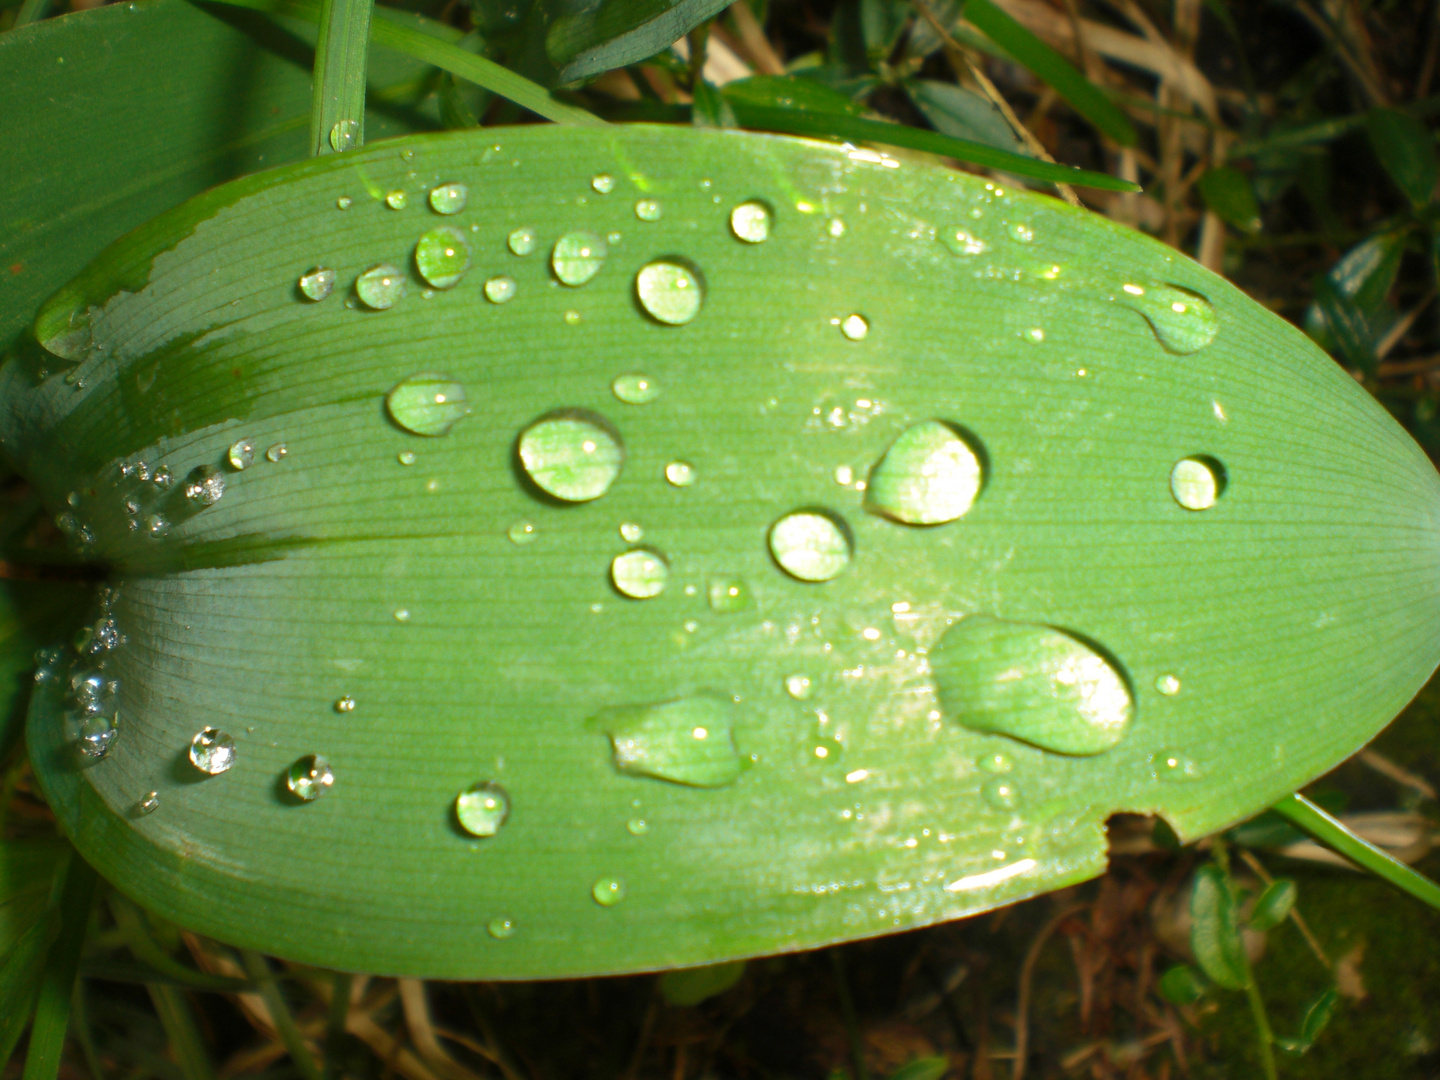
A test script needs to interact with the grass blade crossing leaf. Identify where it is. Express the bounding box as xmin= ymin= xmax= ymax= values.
xmin=549 ymin=0 xmax=732 ymax=84
xmin=310 ymin=0 xmax=376 ymax=155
